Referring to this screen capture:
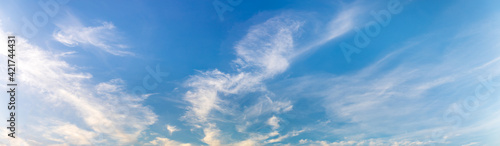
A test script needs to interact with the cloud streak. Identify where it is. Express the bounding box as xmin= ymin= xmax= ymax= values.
xmin=181 ymin=8 xmax=358 ymax=145
xmin=273 ymin=12 xmax=500 ymax=145
xmin=53 ymin=14 xmax=133 ymax=56
xmin=0 ymin=27 xmax=156 ymax=145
